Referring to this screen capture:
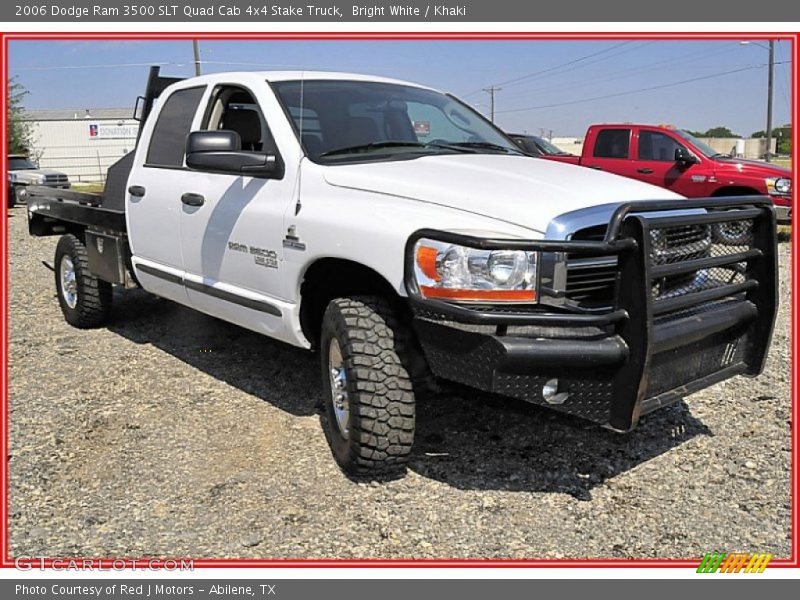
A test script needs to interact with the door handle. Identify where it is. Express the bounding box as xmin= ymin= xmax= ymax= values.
xmin=637 ymin=168 xmax=654 ymax=174
xmin=128 ymin=185 xmax=146 ymax=197
xmin=181 ymin=193 xmax=205 ymax=207
xmin=589 ymin=165 xmax=603 ymax=170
